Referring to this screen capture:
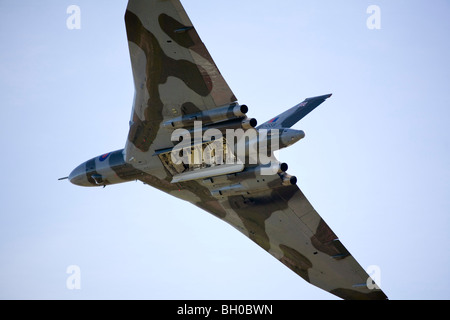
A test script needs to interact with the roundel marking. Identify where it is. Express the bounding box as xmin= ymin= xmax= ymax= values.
xmin=99 ymin=153 xmax=111 ymax=162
